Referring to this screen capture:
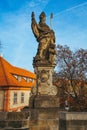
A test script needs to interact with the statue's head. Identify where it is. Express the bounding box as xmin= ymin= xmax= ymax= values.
xmin=39 ymin=12 xmax=46 ymax=23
